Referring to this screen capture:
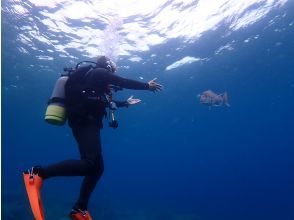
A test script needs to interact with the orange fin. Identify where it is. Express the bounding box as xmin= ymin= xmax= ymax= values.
xmin=23 ymin=173 xmax=45 ymax=220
